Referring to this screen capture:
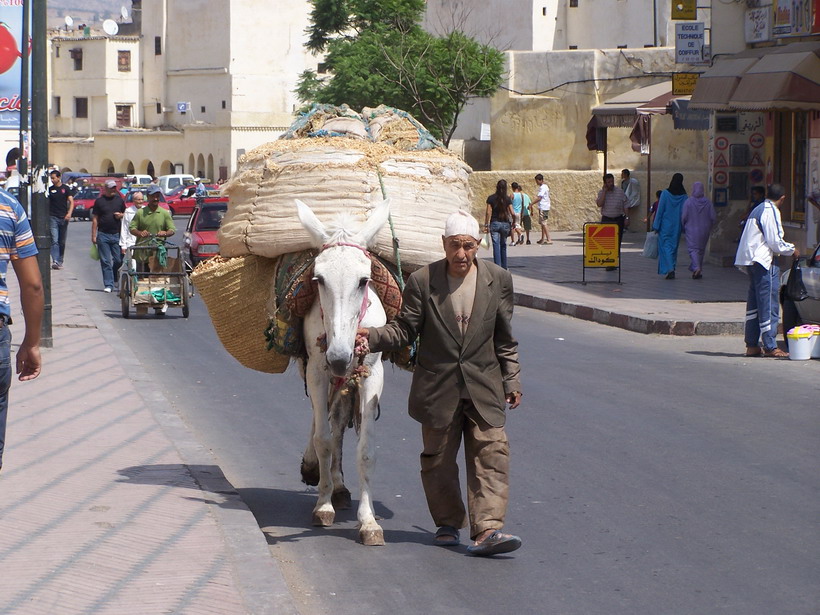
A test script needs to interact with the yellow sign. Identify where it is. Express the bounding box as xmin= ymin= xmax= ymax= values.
xmin=672 ymin=0 xmax=696 ymax=20
xmin=673 ymin=72 xmax=699 ymax=95
xmin=584 ymin=223 xmax=620 ymax=268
